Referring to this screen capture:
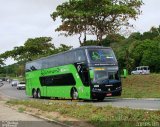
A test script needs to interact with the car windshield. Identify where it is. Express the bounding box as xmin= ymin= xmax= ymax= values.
xmin=19 ymin=82 xmax=25 ymax=84
xmin=13 ymin=80 xmax=18 ymax=82
xmin=87 ymin=48 xmax=117 ymax=64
